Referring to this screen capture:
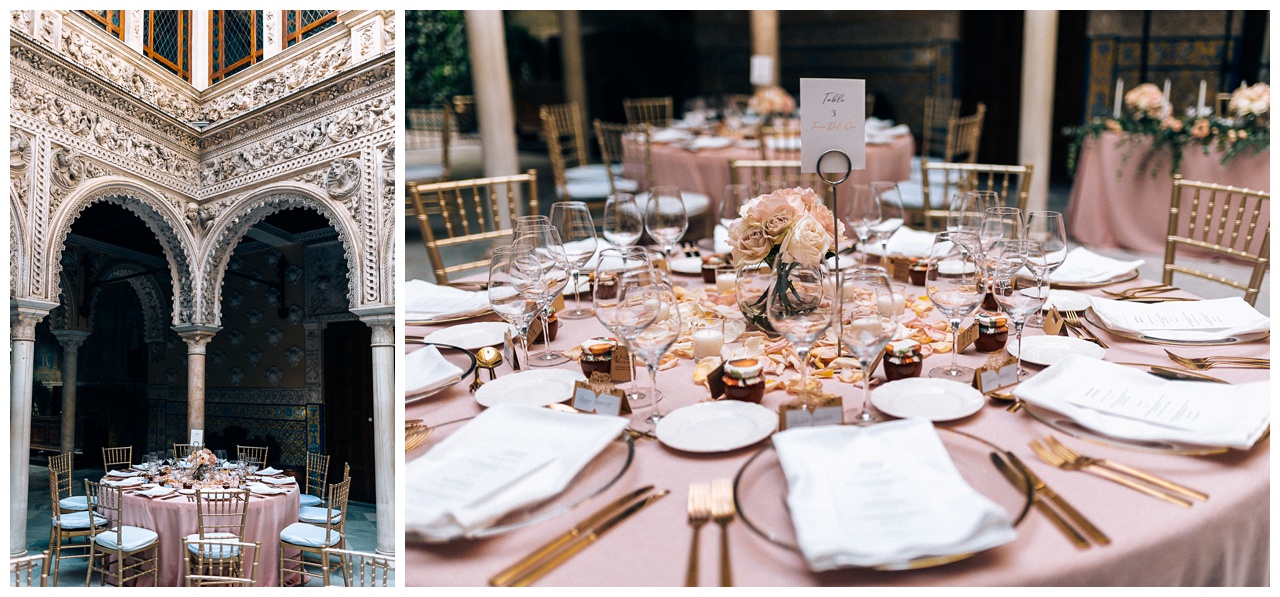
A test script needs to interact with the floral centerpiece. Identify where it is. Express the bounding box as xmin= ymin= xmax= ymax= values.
xmin=1229 ymin=82 xmax=1269 ymax=125
xmin=726 ymin=187 xmax=845 ymax=331
xmin=748 ymin=85 xmax=796 ymax=117
xmin=1124 ymin=83 xmax=1172 ymax=121
xmin=187 ymin=448 xmax=217 ymax=481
